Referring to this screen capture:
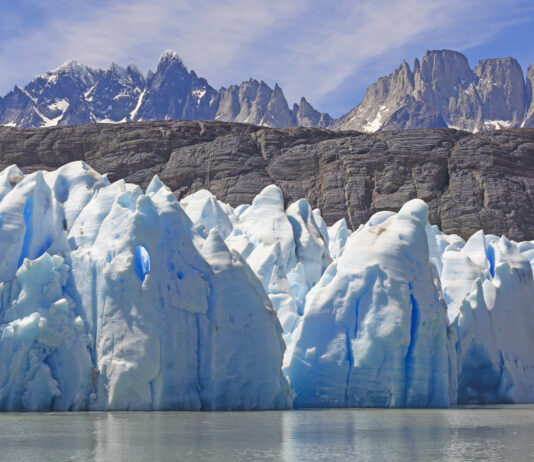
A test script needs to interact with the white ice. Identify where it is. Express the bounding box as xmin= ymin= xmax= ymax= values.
xmin=0 ymin=163 xmax=289 ymax=411
xmin=1 ymin=162 xmax=534 ymax=410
